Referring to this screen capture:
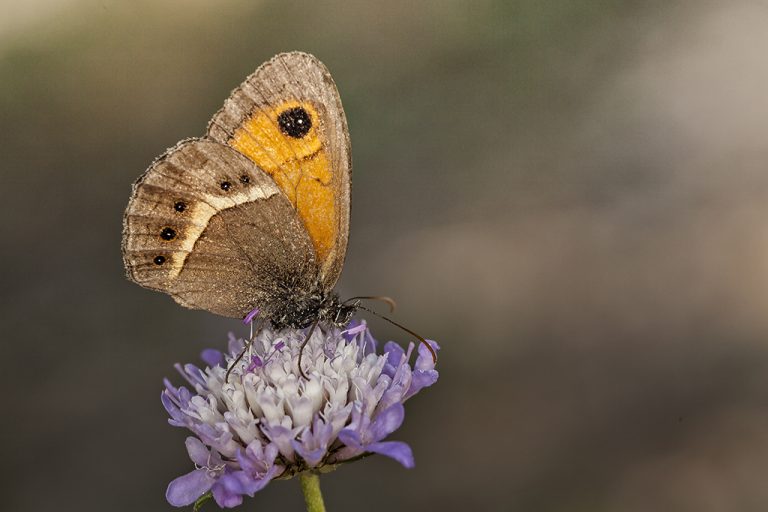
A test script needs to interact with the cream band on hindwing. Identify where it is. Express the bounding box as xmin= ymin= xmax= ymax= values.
xmin=166 ymin=185 xmax=280 ymax=278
